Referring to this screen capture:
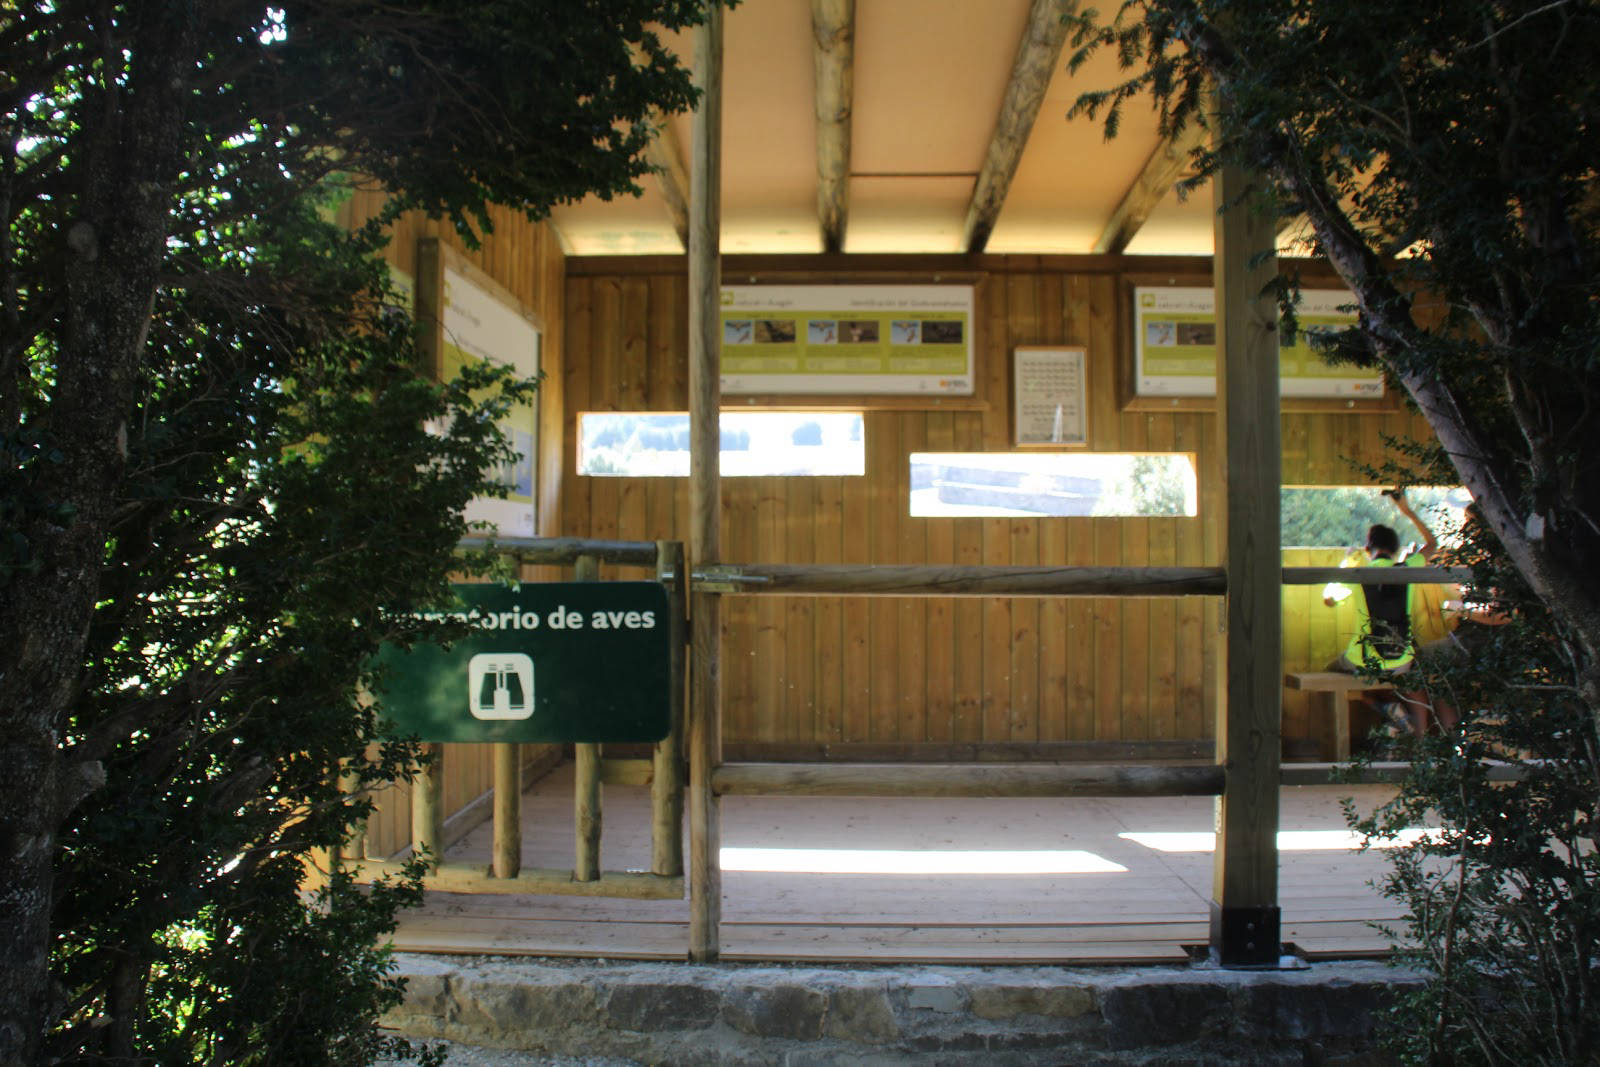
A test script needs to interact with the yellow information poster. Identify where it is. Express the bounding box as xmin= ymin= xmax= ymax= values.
xmin=720 ymin=284 xmax=974 ymax=396
xmin=1134 ymin=287 xmax=1384 ymax=399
